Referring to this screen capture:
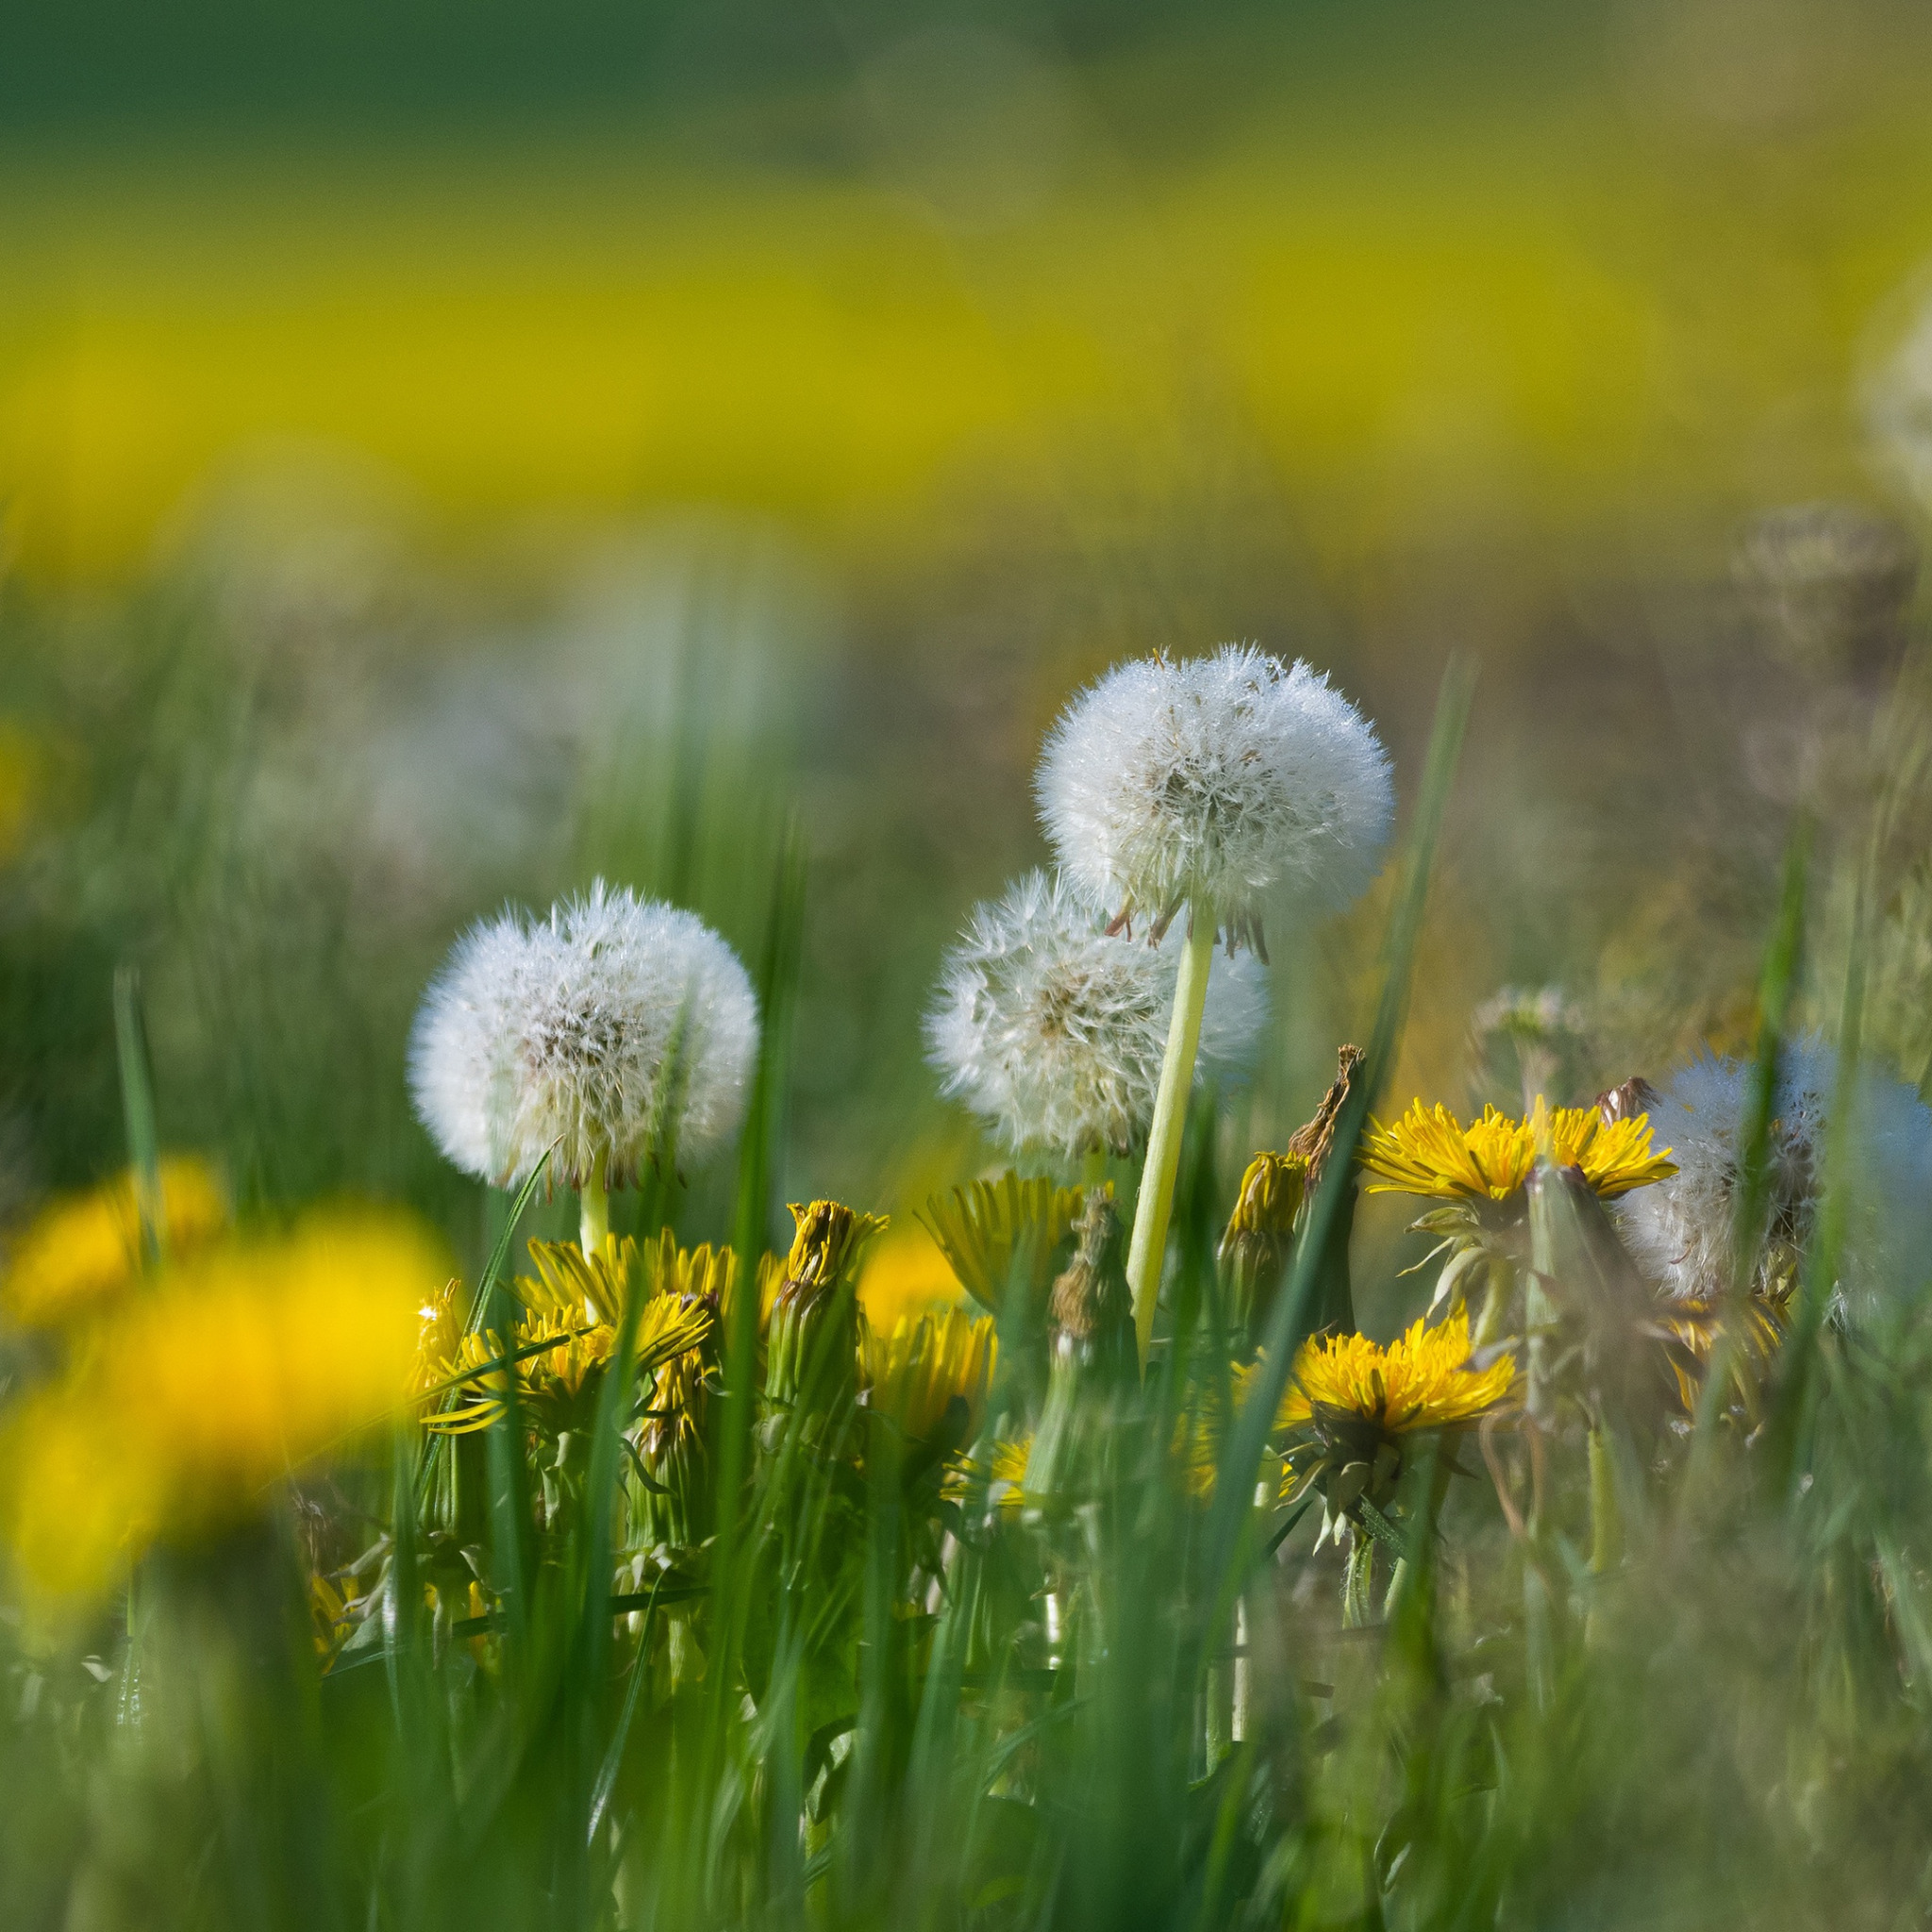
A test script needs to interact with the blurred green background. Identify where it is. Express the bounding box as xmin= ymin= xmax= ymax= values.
xmin=7 ymin=0 xmax=1932 ymax=1292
